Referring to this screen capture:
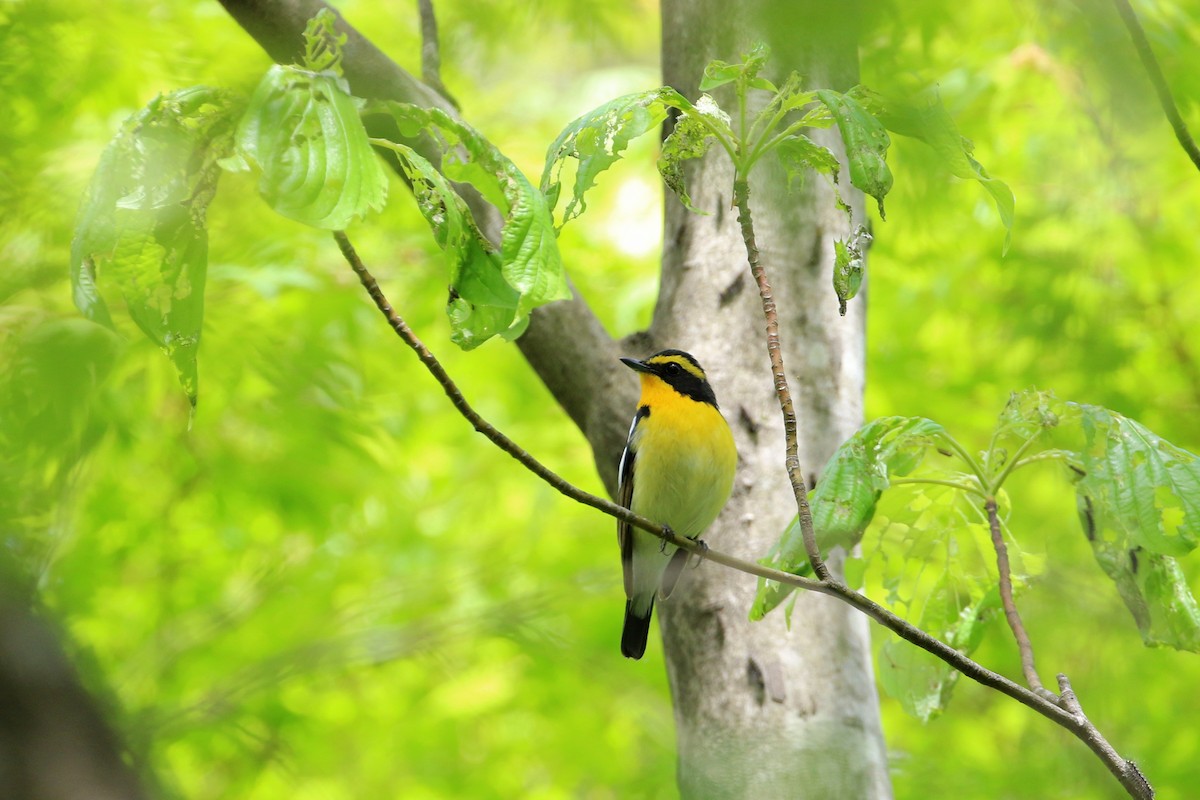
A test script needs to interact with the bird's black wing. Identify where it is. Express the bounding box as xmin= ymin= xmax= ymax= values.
xmin=617 ymin=406 xmax=648 ymax=597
